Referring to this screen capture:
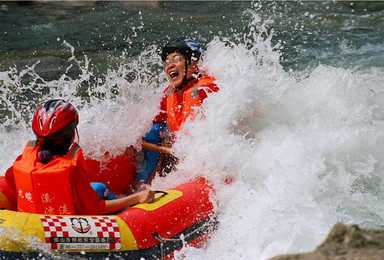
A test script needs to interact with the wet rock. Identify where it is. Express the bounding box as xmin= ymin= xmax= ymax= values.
xmin=12 ymin=56 xmax=81 ymax=82
xmin=270 ymin=223 xmax=384 ymax=260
